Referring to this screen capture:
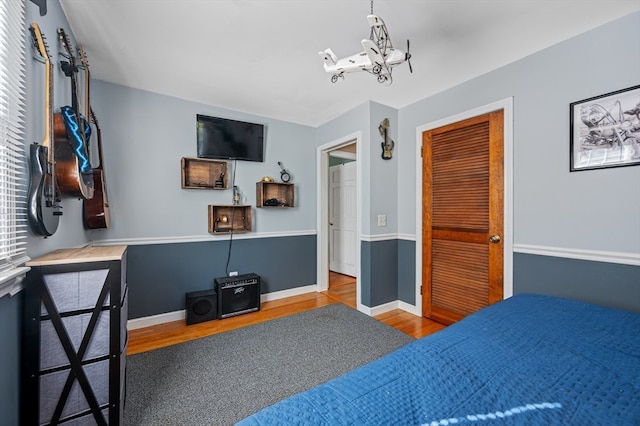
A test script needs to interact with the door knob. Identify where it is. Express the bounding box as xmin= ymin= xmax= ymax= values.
xmin=489 ymin=235 xmax=501 ymax=243
xmin=329 ymin=222 xmax=334 ymax=226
